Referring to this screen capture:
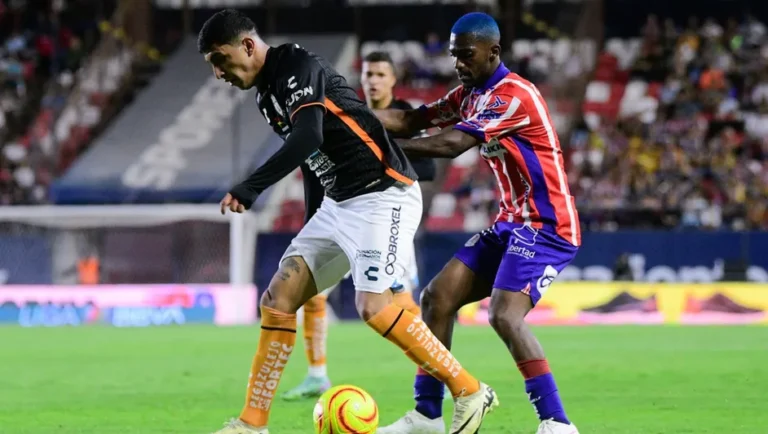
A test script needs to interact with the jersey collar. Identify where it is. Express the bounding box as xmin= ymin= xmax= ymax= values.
xmin=256 ymin=47 xmax=278 ymax=91
xmin=473 ymin=62 xmax=510 ymax=94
